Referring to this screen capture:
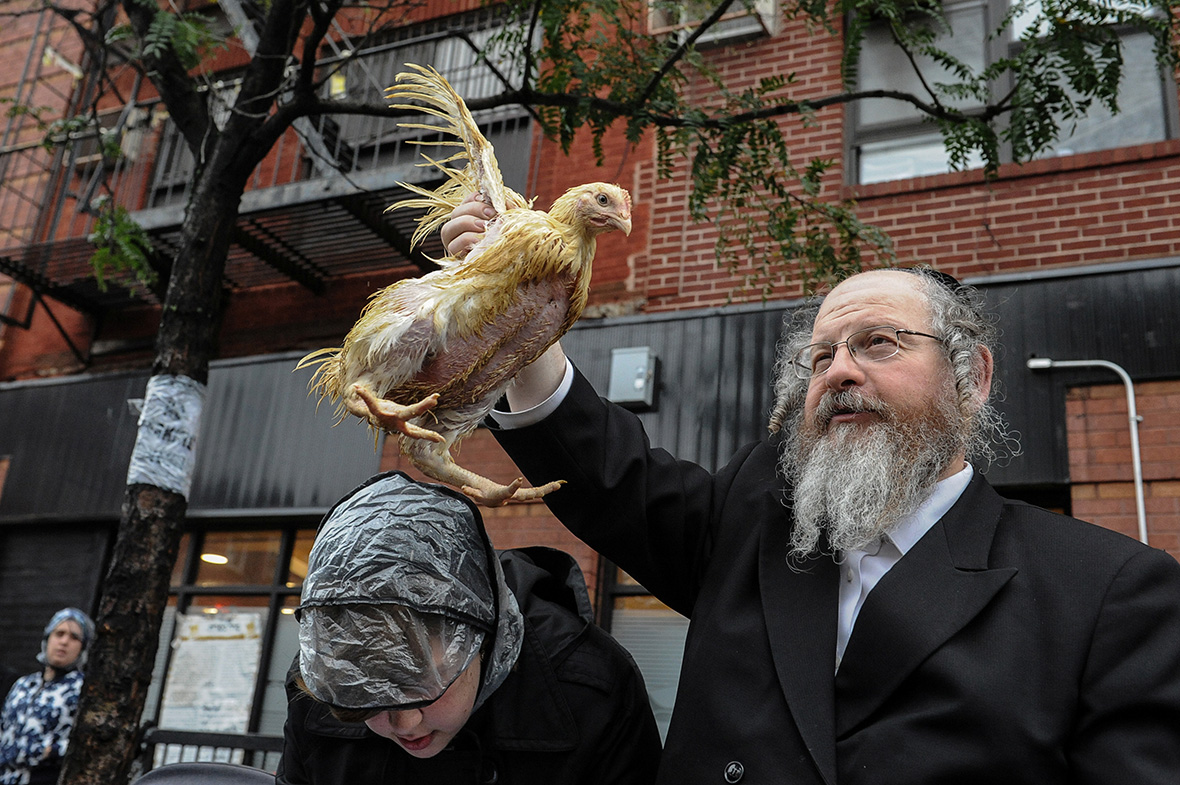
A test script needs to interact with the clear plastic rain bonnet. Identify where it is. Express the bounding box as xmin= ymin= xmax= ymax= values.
xmin=298 ymin=472 xmax=523 ymax=713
